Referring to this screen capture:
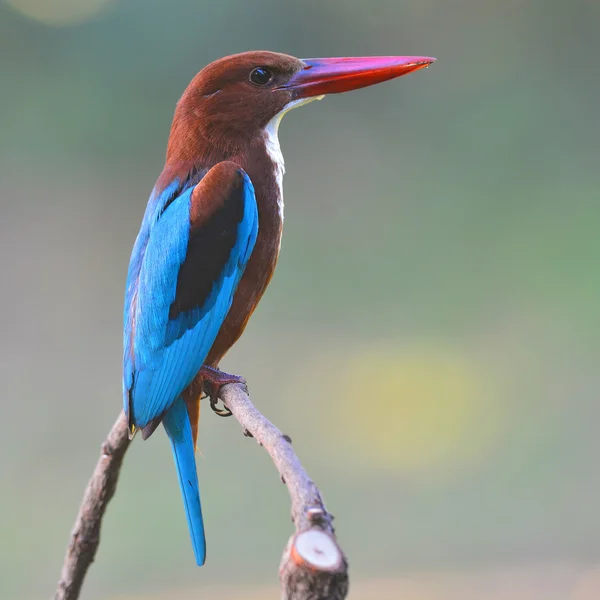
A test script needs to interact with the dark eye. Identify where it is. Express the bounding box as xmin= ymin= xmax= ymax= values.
xmin=249 ymin=67 xmax=273 ymax=86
